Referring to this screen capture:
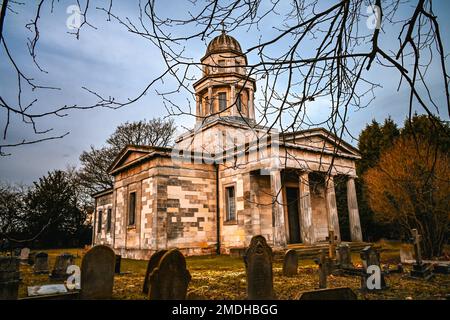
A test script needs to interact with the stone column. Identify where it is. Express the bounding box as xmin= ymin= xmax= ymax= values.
xmin=208 ymin=86 xmax=213 ymax=114
xmin=347 ymin=176 xmax=363 ymax=242
xmin=195 ymin=94 xmax=201 ymax=122
xmin=325 ymin=175 xmax=341 ymax=242
xmin=248 ymin=88 xmax=255 ymax=120
xmin=298 ymin=172 xmax=315 ymax=244
xmin=270 ymin=170 xmax=287 ymax=248
xmin=230 ymin=84 xmax=236 ymax=116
